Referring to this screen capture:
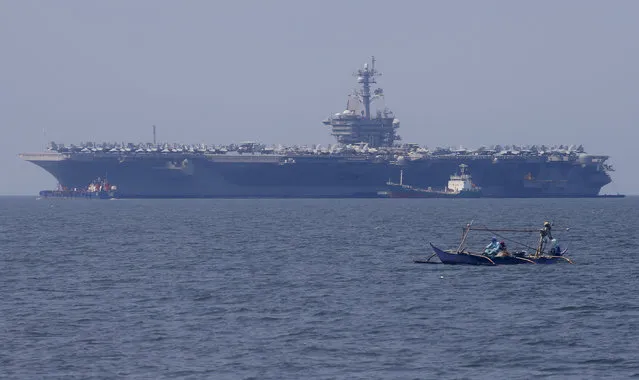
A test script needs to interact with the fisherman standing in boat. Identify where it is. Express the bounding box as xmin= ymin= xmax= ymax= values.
xmin=539 ymin=221 xmax=553 ymax=253
xmin=549 ymin=239 xmax=562 ymax=256
xmin=541 ymin=221 xmax=553 ymax=240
